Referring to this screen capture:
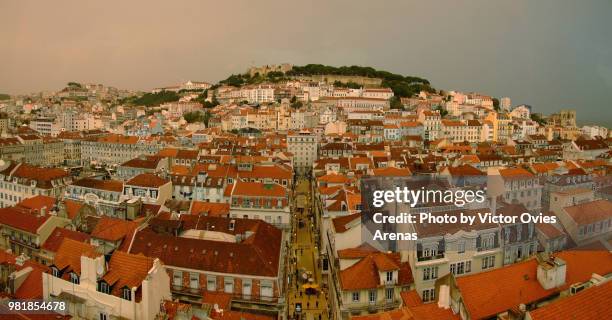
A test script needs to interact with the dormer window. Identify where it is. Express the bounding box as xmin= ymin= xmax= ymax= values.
xmin=122 ymin=288 xmax=131 ymax=301
xmin=98 ymin=281 xmax=110 ymax=294
xmin=386 ymin=271 xmax=393 ymax=282
xmin=70 ymin=272 xmax=79 ymax=284
xmin=51 ymin=266 xmax=60 ymax=278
